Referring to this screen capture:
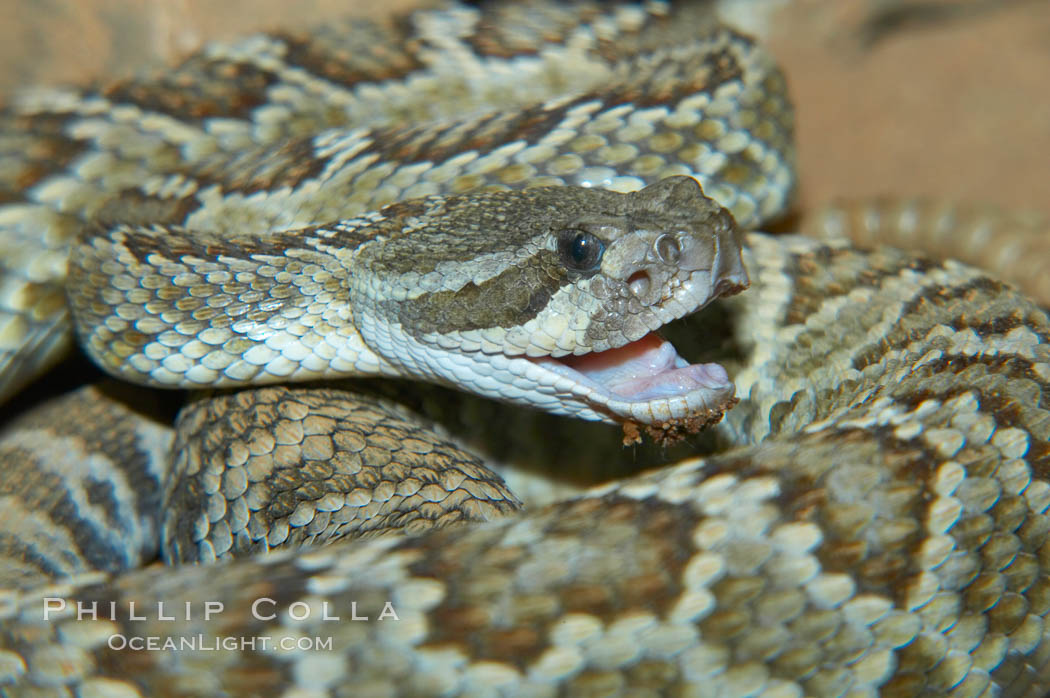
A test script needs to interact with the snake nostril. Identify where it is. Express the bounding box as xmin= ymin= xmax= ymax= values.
xmin=654 ymin=234 xmax=681 ymax=265
xmin=628 ymin=271 xmax=651 ymax=299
